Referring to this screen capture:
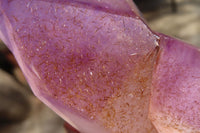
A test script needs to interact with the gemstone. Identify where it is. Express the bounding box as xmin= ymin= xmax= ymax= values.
xmin=149 ymin=34 xmax=200 ymax=133
xmin=0 ymin=0 xmax=199 ymax=133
